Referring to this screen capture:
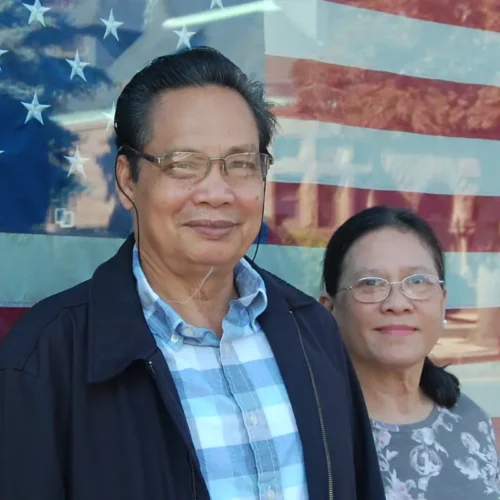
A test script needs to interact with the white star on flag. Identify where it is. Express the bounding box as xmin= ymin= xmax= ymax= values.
xmin=21 ymin=92 xmax=51 ymax=124
xmin=65 ymin=50 xmax=90 ymax=81
xmin=101 ymin=9 xmax=124 ymax=41
xmin=0 ymin=150 xmax=4 ymax=155
xmin=23 ymin=0 xmax=51 ymax=27
xmin=0 ymin=49 xmax=7 ymax=71
xmin=65 ymin=146 xmax=89 ymax=177
xmin=102 ymin=102 xmax=116 ymax=131
xmin=210 ymin=0 xmax=224 ymax=8
xmin=174 ymin=25 xmax=196 ymax=49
